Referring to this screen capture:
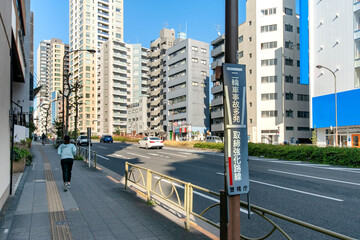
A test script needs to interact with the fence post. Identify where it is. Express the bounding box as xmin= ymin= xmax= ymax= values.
xmin=125 ymin=162 xmax=128 ymax=190
xmin=185 ymin=183 xmax=191 ymax=230
xmin=146 ymin=170 xmax=152 ymax=202
xmin=94 ymin=152 xmax=97 ymax=168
